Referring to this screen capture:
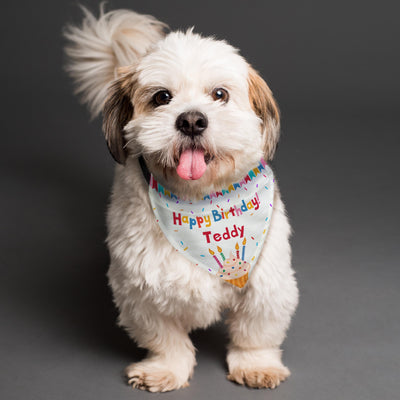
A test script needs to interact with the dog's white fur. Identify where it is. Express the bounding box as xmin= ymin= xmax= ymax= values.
xmin=65 ymin=7 xmax=298 ymax=392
